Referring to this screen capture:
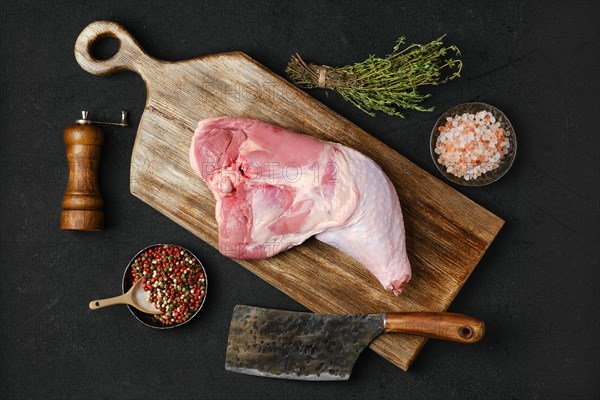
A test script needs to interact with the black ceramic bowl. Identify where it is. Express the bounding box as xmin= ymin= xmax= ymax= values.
xmin=430 ymin=102 xmax=517 ymax=186
xmin=121 ymin=244 xmax=207 ymax=329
